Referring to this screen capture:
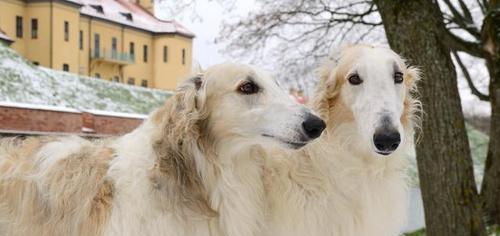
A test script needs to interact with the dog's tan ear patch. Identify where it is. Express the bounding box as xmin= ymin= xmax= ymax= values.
xmin=150 ymin=76 xmax=215 ymax=217
xmin=404 ymin=67 xmax=420 ymax=91
xmin=401 ymin=66 xmax=422 ymax=132
xmin=312 ymin=53 xmax=345 ymax=120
